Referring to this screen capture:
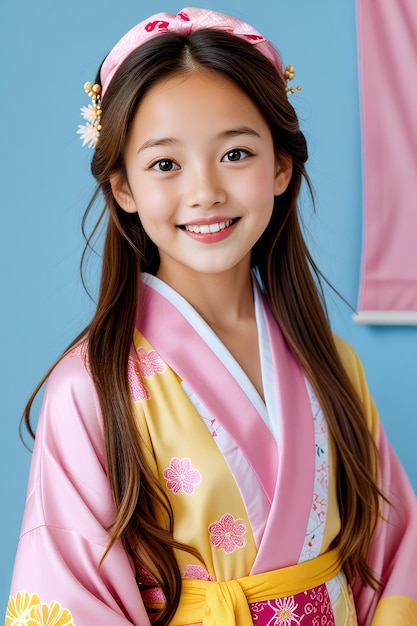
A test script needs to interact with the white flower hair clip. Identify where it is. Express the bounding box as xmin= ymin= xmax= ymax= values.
xmin=77 ymin=82 xmax=102 ymax=148
xmin=76 ymin=64 xmax=299 ymax=149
